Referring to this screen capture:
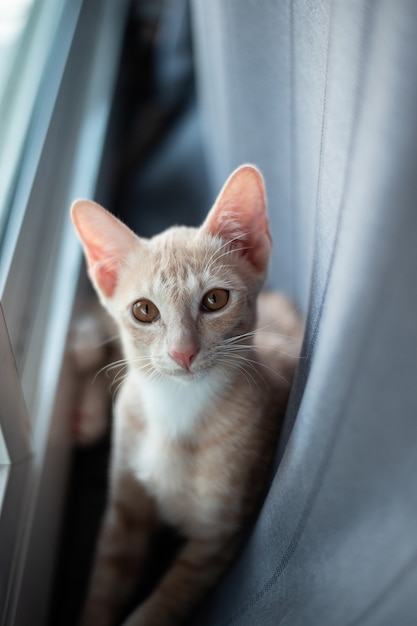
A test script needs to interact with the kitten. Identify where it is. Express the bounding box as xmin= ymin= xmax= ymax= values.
xmin=71 ymin=164 xmax=302 ymax=626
